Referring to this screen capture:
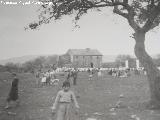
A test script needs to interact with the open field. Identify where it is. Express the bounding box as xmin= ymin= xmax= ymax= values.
xmin=0 ymin=71 xmax=160 ymax=120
